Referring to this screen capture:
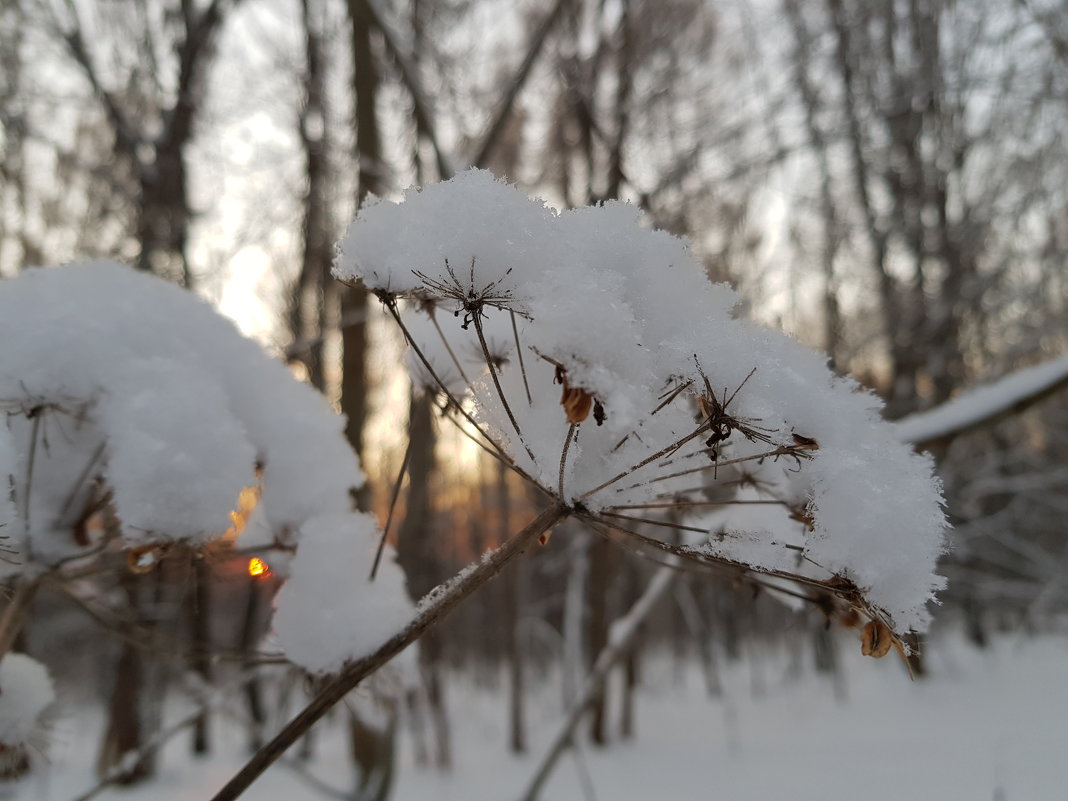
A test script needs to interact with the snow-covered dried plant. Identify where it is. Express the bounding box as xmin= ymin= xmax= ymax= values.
xmin=337 ymin=169 xmax=948 ymax=646
xmin=0 ymin=263 xmax=413 ymax=679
